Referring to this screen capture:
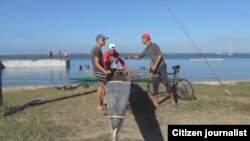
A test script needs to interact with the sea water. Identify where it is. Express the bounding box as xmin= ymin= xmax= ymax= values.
xmin=1 ymin=53 xmax=250 ymax=86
